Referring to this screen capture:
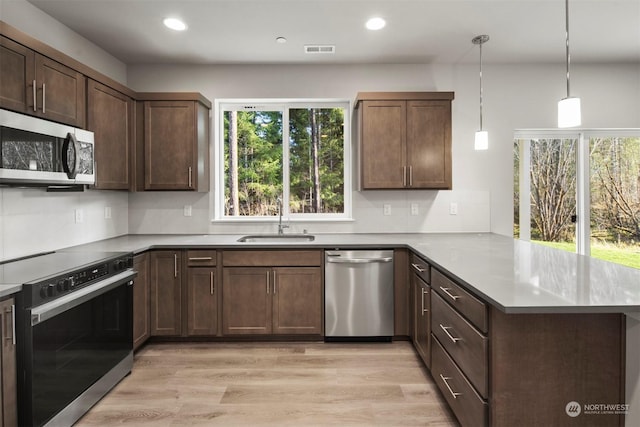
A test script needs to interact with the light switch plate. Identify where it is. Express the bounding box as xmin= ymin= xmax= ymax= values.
xmin=75 ymin=209 xmax=84 ymax=224
xmin=104 ymin=206 xmax=112 ymax=219
xmin=184 ymin=205 xmax=193 ymax=217
xmin=411 ymin=203 xmax=419 ymax=216
xmin=383 ymin=204 xmax=391 ymax=216
xmin=449 ymin=202 xmax=458 ymax=215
